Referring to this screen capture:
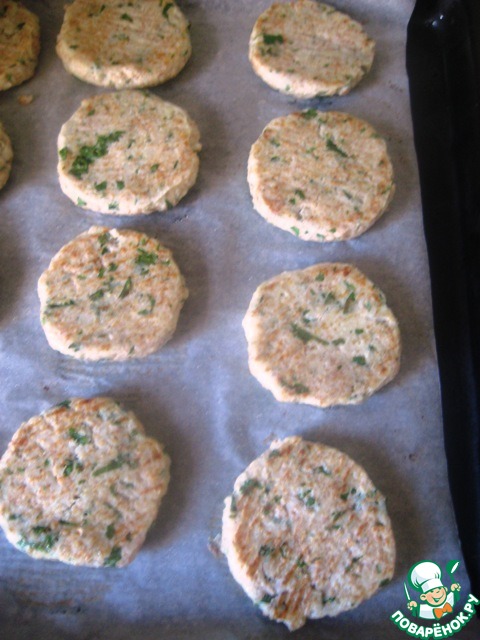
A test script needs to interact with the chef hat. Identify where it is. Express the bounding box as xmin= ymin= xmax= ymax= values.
xmin=408 ymin=561 xmax=444 ymax=593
